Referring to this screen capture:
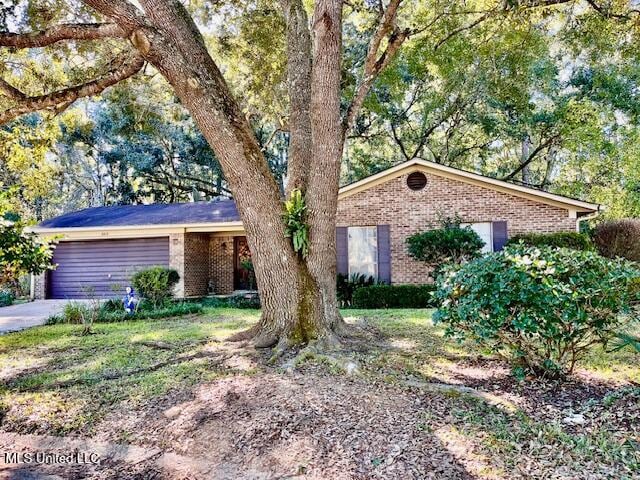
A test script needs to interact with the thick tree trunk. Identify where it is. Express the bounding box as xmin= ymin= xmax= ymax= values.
xmin=305 ymin=0 xmax=348 ymax=335
xmin=127 ymin=0 xmax=343 ymax=350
